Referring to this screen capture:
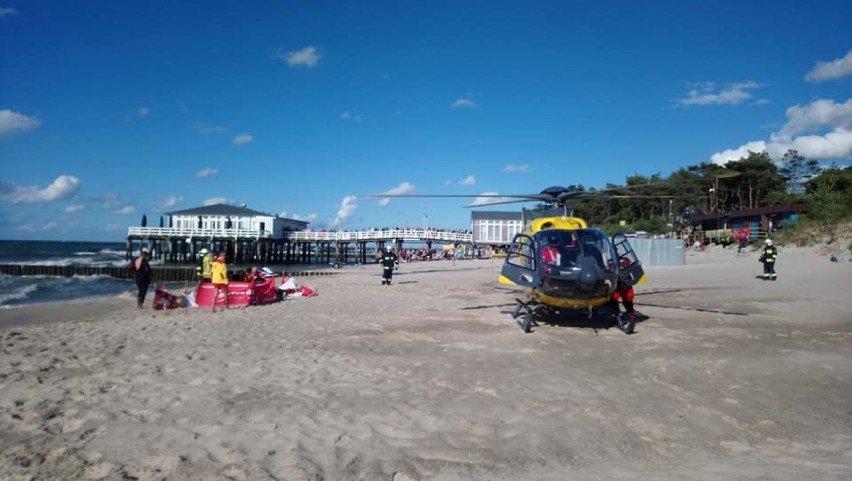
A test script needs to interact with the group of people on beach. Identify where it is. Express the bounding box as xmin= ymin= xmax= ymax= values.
xmin=128 ymin=247 xmax=231 ymax=311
